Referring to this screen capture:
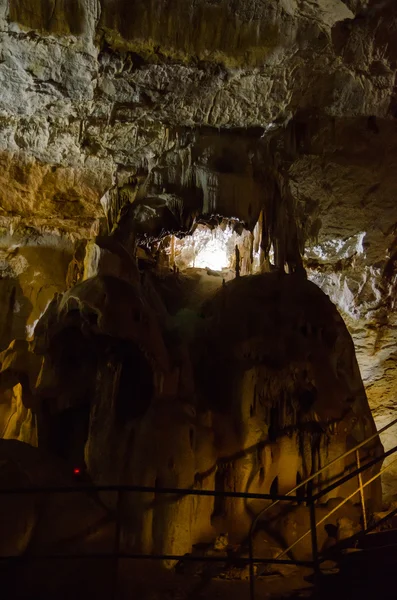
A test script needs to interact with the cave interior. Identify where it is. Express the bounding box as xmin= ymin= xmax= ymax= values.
xmin=0 ymin=0 xmax=397 ymax=598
